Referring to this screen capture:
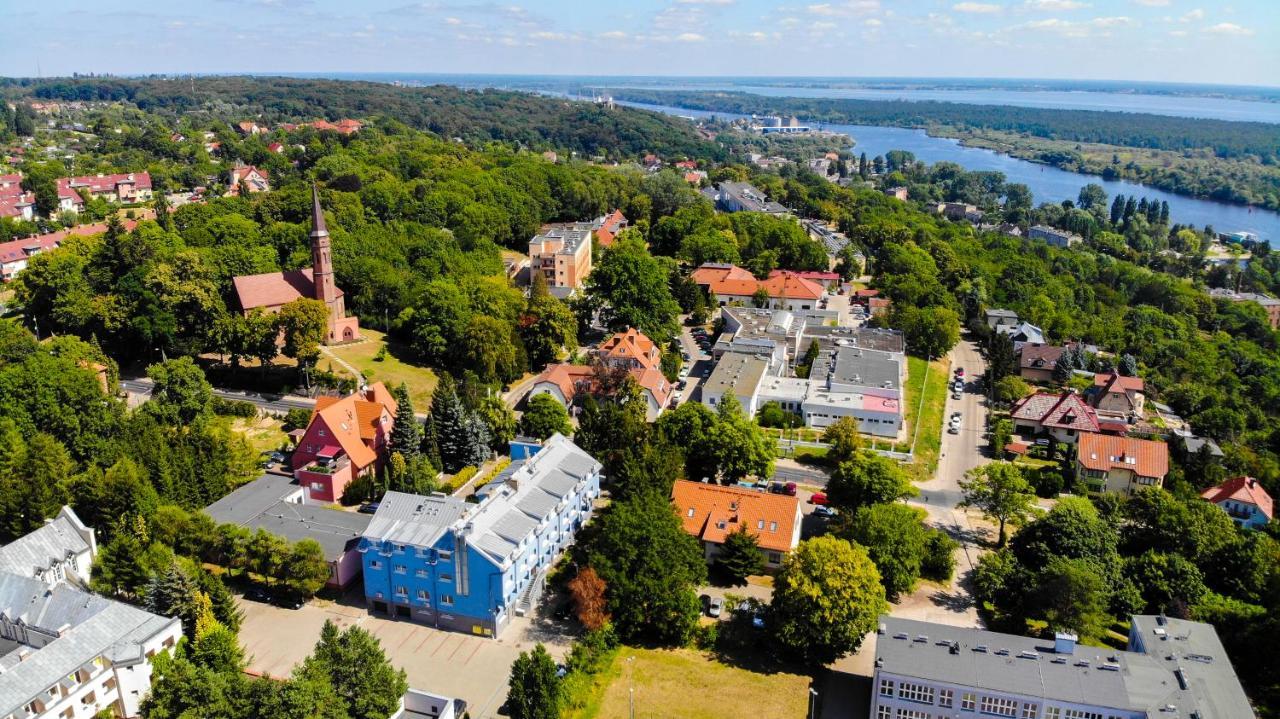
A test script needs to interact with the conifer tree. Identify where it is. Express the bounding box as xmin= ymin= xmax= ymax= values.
xmin=388 ymin=383 xmax=421 ymax=459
